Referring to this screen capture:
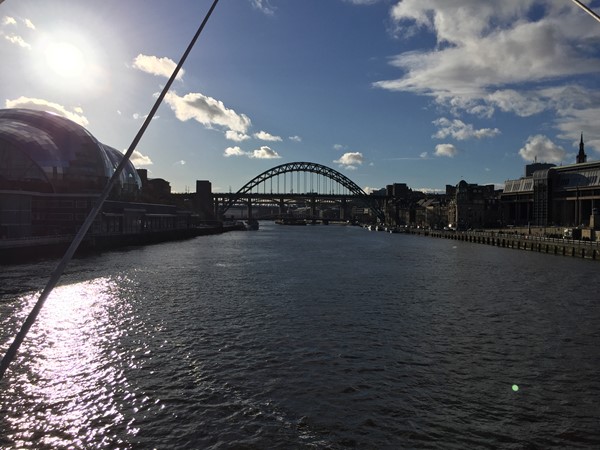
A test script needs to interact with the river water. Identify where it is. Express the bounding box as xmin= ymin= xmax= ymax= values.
xmin=1 ymin=222 xmax=599 ymax=449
